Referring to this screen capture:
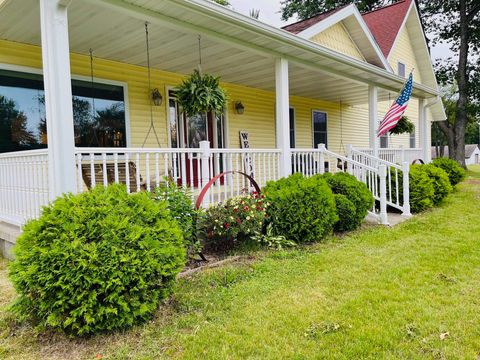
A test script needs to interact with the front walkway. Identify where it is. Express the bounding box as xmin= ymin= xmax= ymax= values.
xmin=1 ymin=167 xmax=479 ymax=359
